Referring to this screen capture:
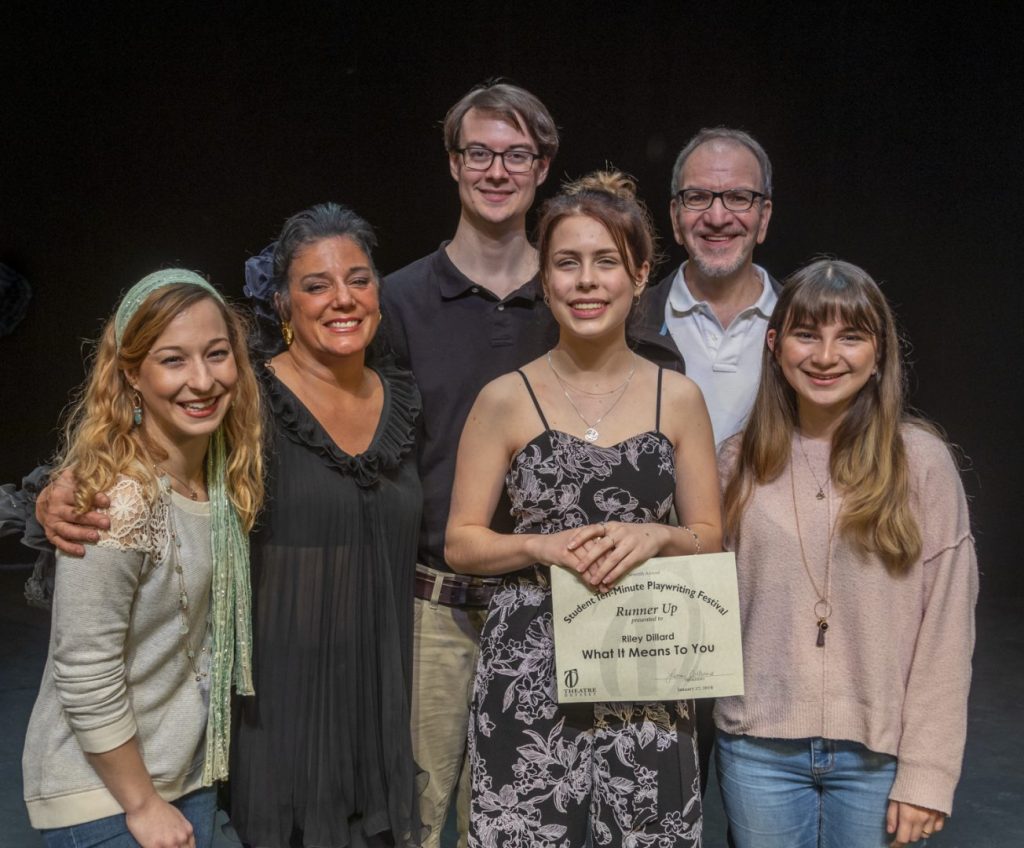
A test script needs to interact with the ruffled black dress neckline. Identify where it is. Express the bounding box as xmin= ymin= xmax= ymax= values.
xmin=259 ymin=360 xmax=420 ymax=488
